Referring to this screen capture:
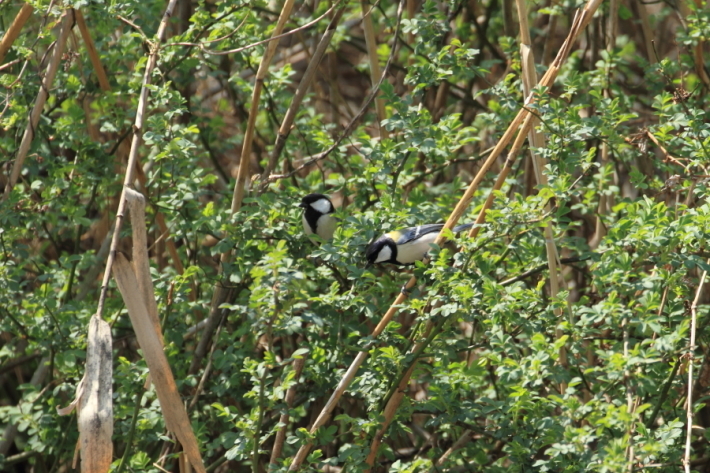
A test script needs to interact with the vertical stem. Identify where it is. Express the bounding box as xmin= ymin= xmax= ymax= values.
xmin=0 ymin=3 xmax=34 ymax=64
xmin=231 ymin=0 xmax=296 ymax=214
xmin=193 ymin=0 xmax=296 ymax=374
xmin=684 ymin=266 xmax=708 ymax=472
xmin=361 ymin=0 xmax=389 ymax=139
xmin=515 ymin=0 xmax=568 ymax=391
xmin=269 ymin=358 xmax=306 ymax=465
xmin=95 ymin=0 xmax=180 ymax=318
xmin=592 ymin=0 xmax=618 ymax=247
xmin=3 ymin=10 xmax=73 ymax=200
